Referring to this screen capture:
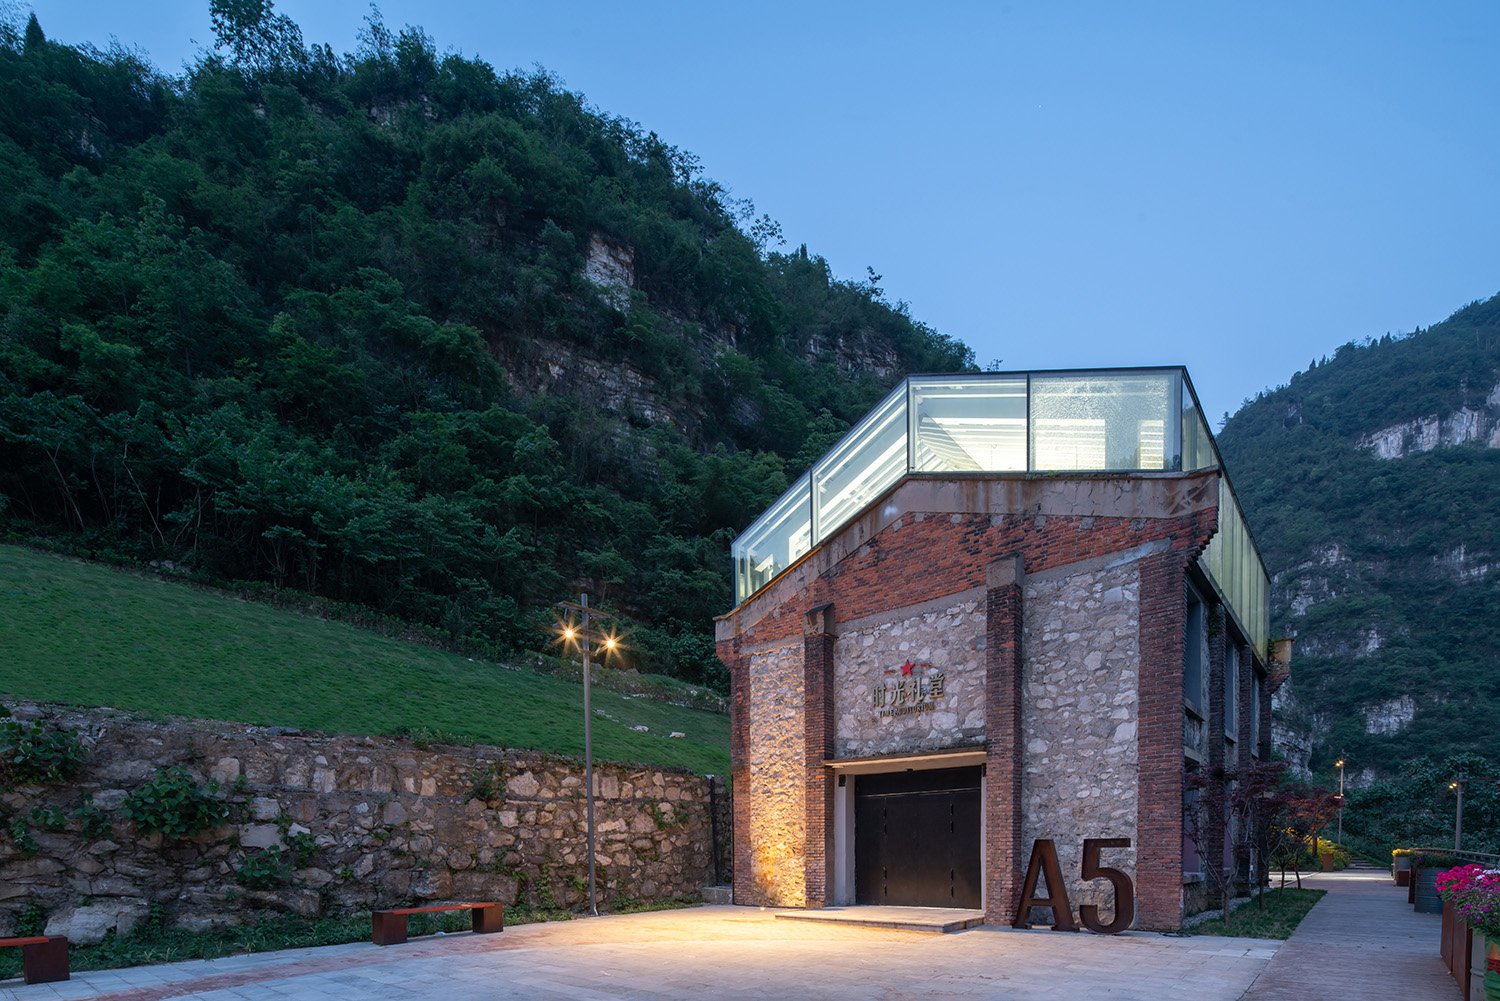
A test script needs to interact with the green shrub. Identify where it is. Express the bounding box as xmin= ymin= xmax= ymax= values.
xmin=468 ymin=763 xmax=500 ymax=802
xmin=29 ymin=806 xmax=67 ymax=831
xmin=122 ymin=766 xmax=229 ymax=840
xmin=236 ymin=847 xmax=292 ymax=889
xmin=285 ymin=830 xmax=316 ymax=868
xmin=72 ymin=795 xmax=113 ymax=839
xmin=1303 ymin=838 xmax=1350 ymax=870
xmin=15 ymin=901 xmax=45 ymax=937
xmin=7 ymin=816 xmax=40 ymax=857
xmin=0 ymin=713 xmax=87 ymax=787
